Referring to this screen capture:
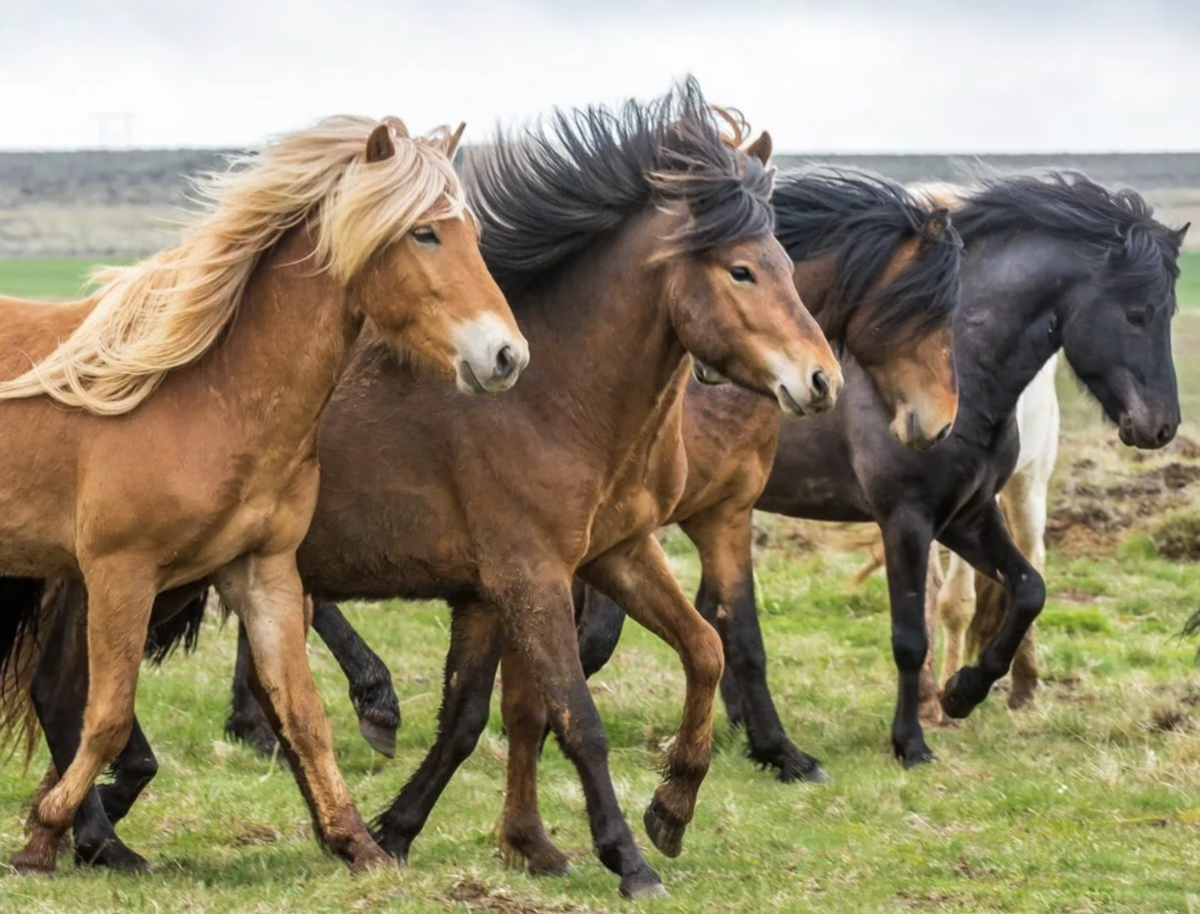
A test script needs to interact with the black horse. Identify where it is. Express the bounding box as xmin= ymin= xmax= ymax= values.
xmin=578 ymin=171 xmax=1187 ymax=768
